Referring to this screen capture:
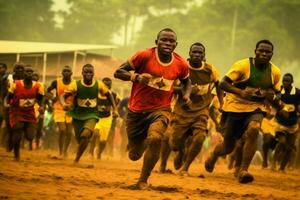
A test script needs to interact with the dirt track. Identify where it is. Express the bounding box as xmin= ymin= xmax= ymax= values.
xmin=0 ymin=148 xmax=299 ymax=200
